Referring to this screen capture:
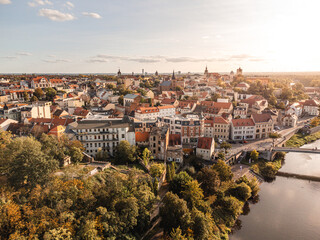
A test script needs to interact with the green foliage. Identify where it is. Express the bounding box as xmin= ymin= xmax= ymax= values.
xmin=220 ymin=142 xmax=232 ymax=151
xmin=217 ymin=152 xmax=225 ymax=160
xmin=260 ymin=162 xmax=278 ymax=179
xmin=269 ymin=132 xmax=281 ymax=138
xmin=149 ymin=162 xmax=165 ymax=178
xmin=34 ymin=87 xmax=44 ymax=98
xmin=114 ymin=140 xmax=137 ymax=164
xmin=159 ymin=192 xmax=191 ymax=234
xmin=212 ymin=160 xmax=233 ymax=182
xmin=236 ymin=175 xmax=260 ymax=199
xmin=197 ymin=167 xmax=220 ymax=196
xmin=286 ymin=132 xmax=320 ymax=148
xmin=30 ymin=95 xmax=39 ymax=102
xmin=169 ymin=227 xmax=190 ymax=240
xmin=250 ymin=149 xmax=259 ymax=161
xmin=5 ymin=136 xmax=59 ymax=189
xmin=220 ymin=196 xmax=243 ymax=217
xmin=181 ymin=180 xmax=204 ymax=208
xmin=23 ymin=91 xmax=30 ymax=102
xmin=118 ymin=95 xmax=124 ymax=105
xmin=226 ymin=182 xmax=252 ymax=202
xmin=170 ymin=171 xmax=193 ymax=196
xmin=141 ymin=148 xmax=152 ymax=167
xmin=166 ymin=162 xmax=176 ymax=182
xmin=44 ymin=87 xmax=57 ymax=101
